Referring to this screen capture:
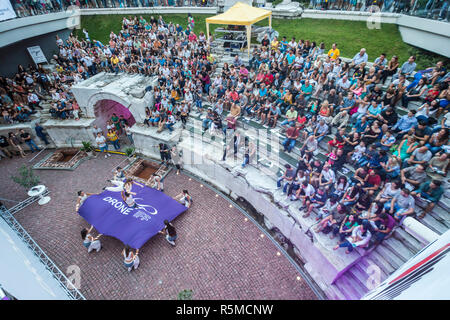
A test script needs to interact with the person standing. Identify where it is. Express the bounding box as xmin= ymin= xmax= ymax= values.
xmin=19 ymin=129 xmax=39 ymax=153
xmin=76 ymin=190 xmax=96 ymax=212
xmin=34 ymin=123 xmax=49 ymax=145
xmin=170 ymin=146 xmax=182 ymax=174
xmin=107 ymin=129 xmax=120 ymax=150
xmin=122 ymin=246 xmax=140 ymax=272
xmin=124 ymin=124 xmax=134 ymax=145
xmin=176 ymin=190 xmax=192 ymax=208
xmin=7 ymin=132 xmax=26 ymax=158
xmin=0 ymin=135 xmax=12 ymax=158
xmin=81 ymin=226 xmax=102 ymax=253
xmin=159 ymin=220 xmax=177 ymax=246
xmin=158 ymin=143 xmax=171 ymax=164
xmin=96 ymin=132 xmax=110 ymax=158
